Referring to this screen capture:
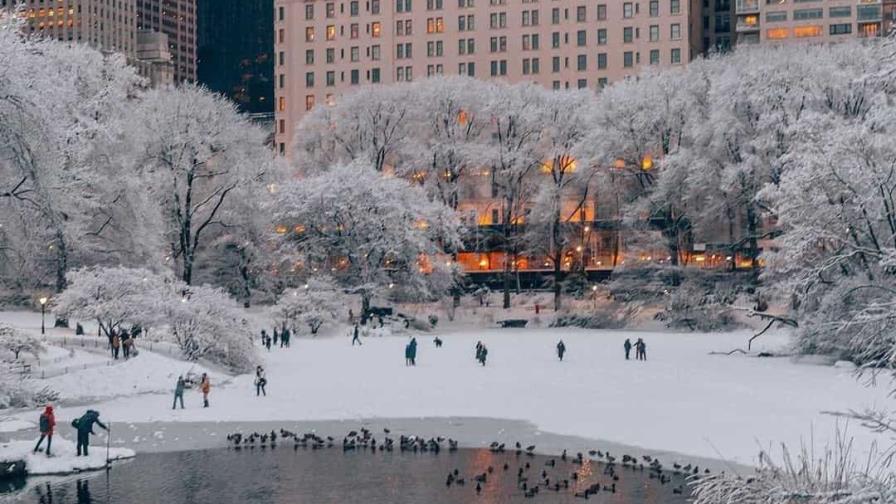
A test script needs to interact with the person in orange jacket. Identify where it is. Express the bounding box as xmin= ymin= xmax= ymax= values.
xmin=199 ymin=373 xmax=210 ymax=408
xmin=33 ymin=405 xmax=56 ymax=456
